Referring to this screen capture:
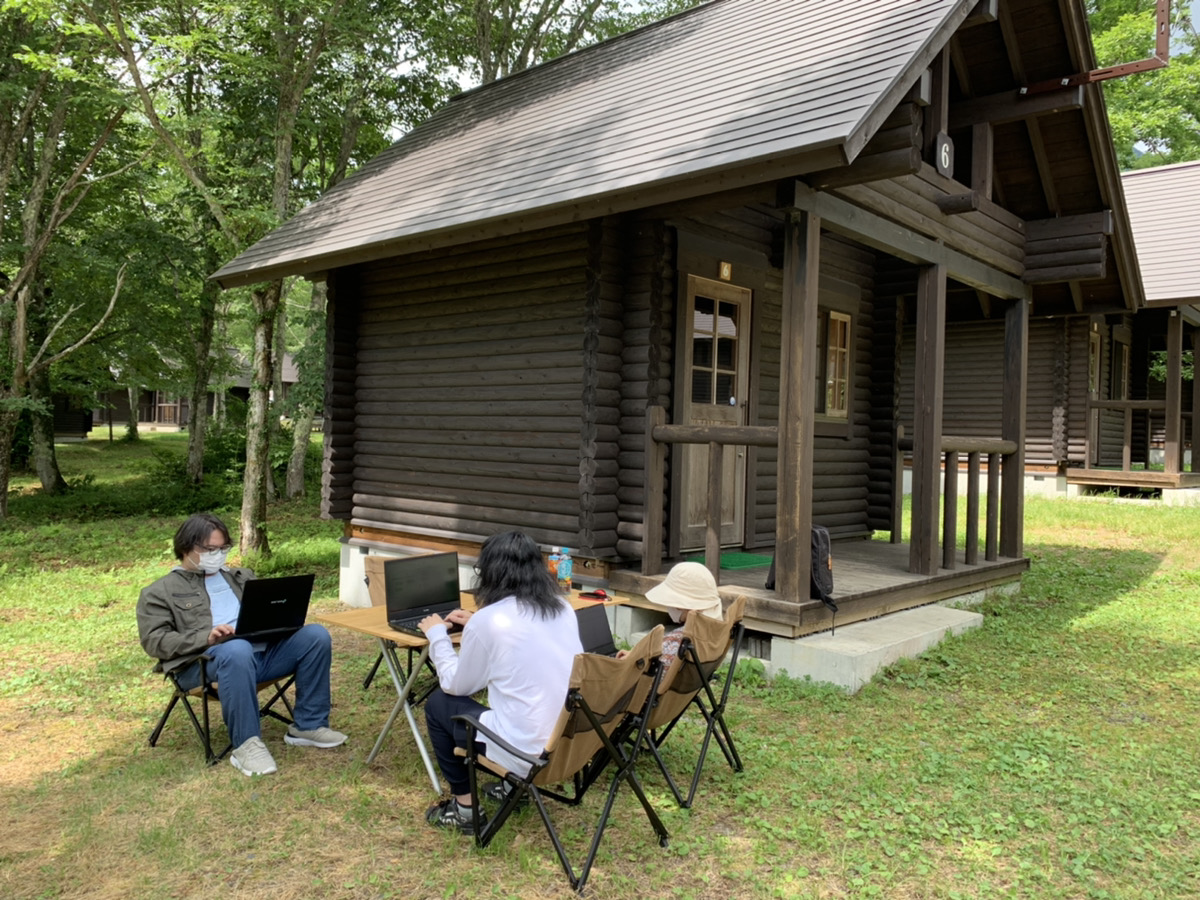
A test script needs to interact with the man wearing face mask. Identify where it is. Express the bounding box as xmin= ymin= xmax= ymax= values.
xmin=137 ymin=512 xmax=346 ymax=776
